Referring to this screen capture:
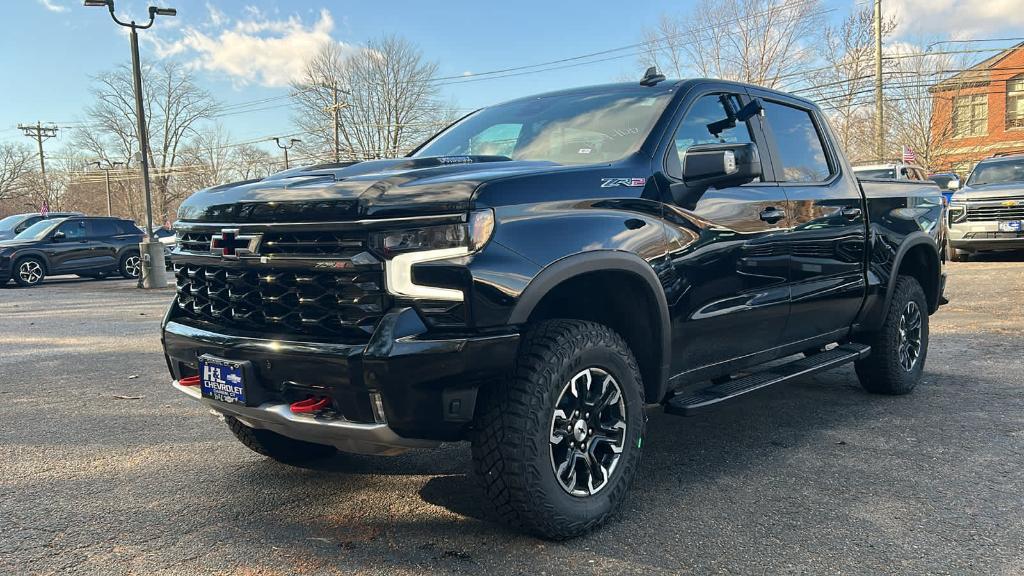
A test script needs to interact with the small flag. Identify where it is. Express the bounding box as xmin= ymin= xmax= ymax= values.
xmin=902 ymin=146 xmax=917 ymax=164
xmin=40 ymin=200 xmax=49 ymax=217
